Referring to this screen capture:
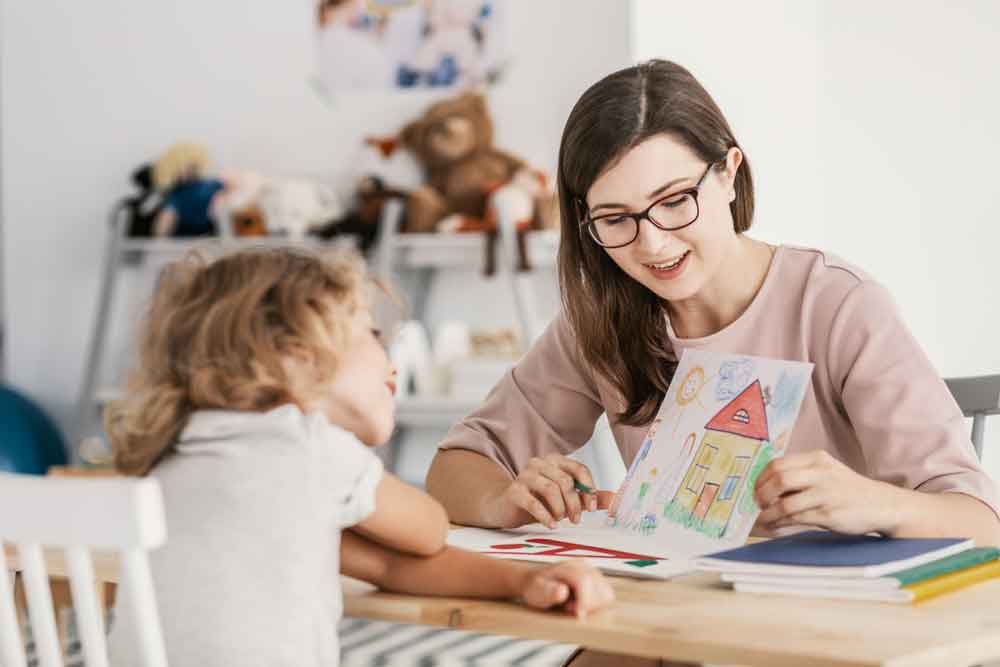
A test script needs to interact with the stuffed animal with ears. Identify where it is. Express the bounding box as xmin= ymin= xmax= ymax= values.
xmin=152 ymin=142 xmax=225 ymax=237
xmin=396 ymin=91 xmax=558 ymax=275
xmin=257 ymin=179 xmax=346 ymax=240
